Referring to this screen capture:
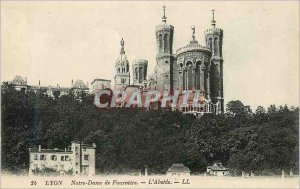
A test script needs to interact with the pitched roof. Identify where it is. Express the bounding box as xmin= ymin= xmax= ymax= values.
xmin=166 ymin=164 xmax=191 ymax=173
xmin=91 ymin=78 xmax=111 ymax=84
xmin=207 ymin=163 xmax=228 ymax=171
